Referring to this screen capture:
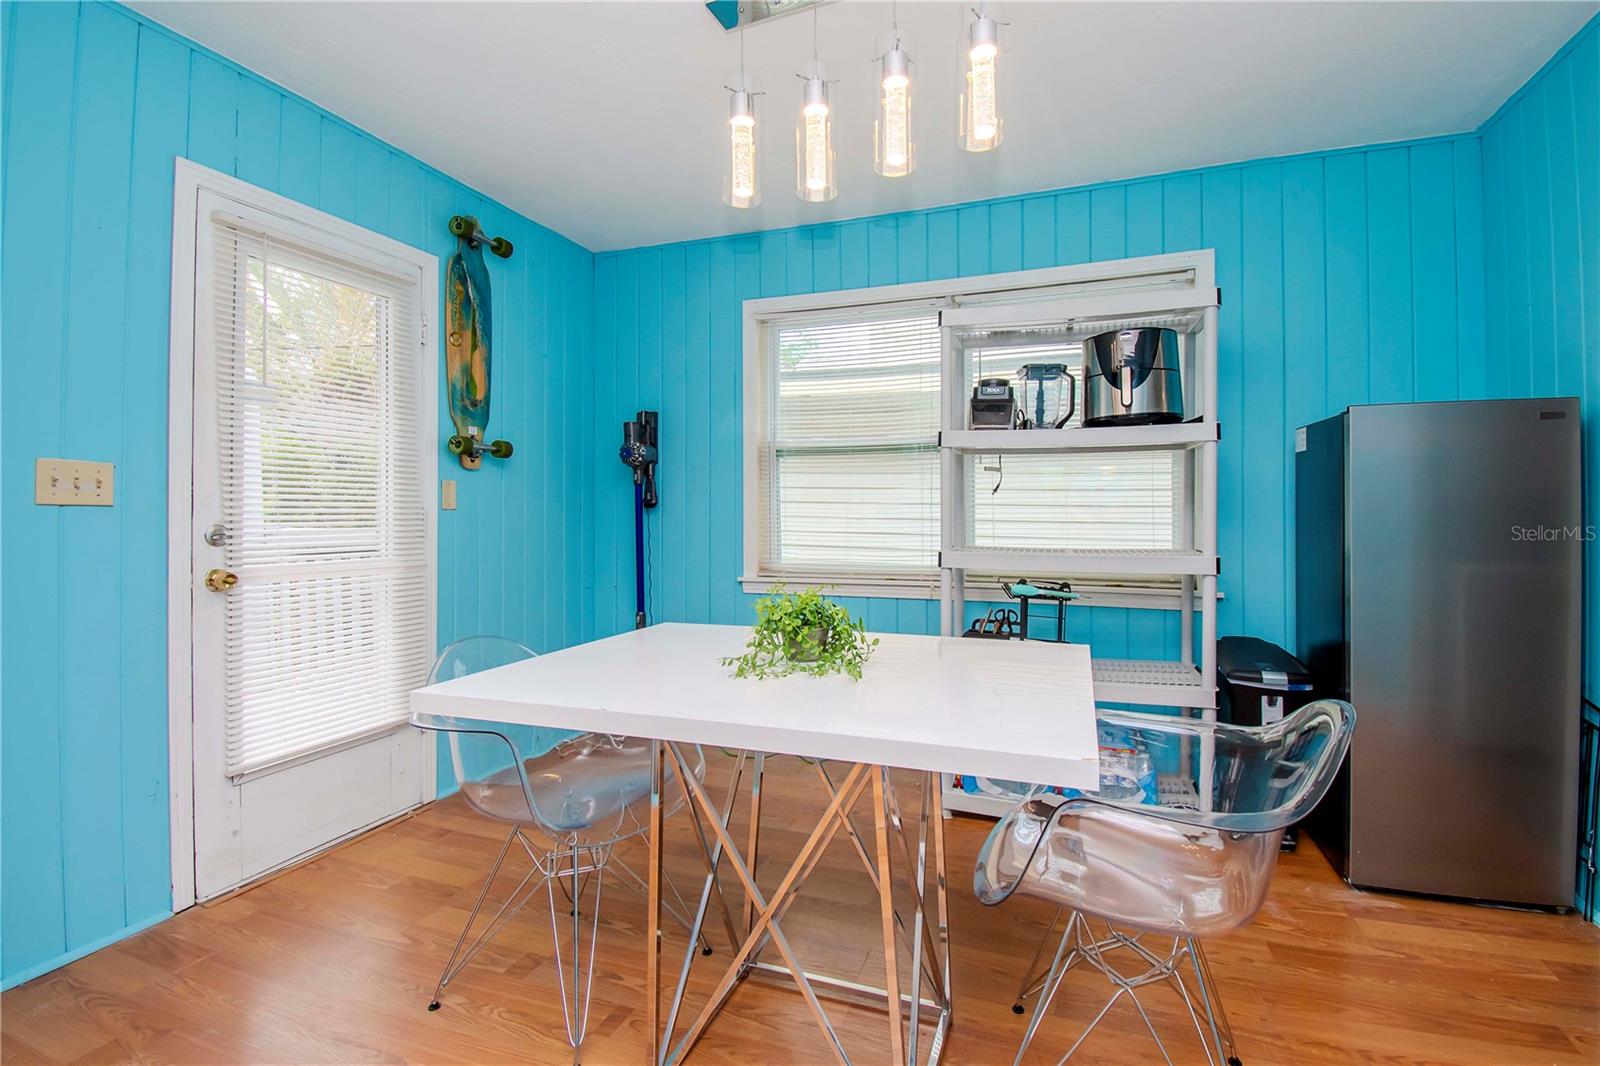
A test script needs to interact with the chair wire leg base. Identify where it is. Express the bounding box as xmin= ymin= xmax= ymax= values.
xmin=546 ymin=841 xmax=607 ymax=1061
xmin=1187 ymin=937 xmax=1241 ymax=1066
xmin=1011 ymin=913 xmax=1241 ymax=1066
xmin=429 ymin=825 xmax=549 ymax=1010
xmin=1011 ymin=906 xmax=1068 ymax=1013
